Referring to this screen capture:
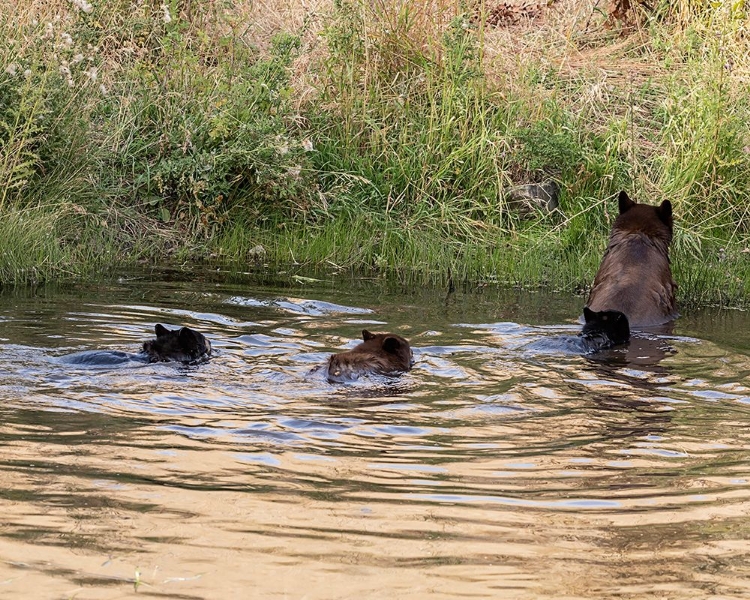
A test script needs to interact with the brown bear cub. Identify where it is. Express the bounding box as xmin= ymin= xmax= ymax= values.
xmin=325 ymin=330 xmax=413 ymax=383
xmin=586 ymin=191 xmax=677 ymax=327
